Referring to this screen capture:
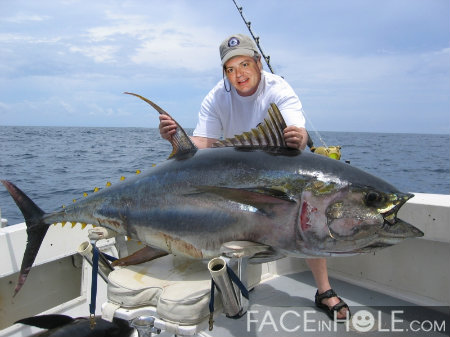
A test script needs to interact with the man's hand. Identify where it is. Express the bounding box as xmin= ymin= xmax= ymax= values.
xmin=159 ymin=115 xmax=218 ymax=149
xmin=283 ymin=126 xmax=308 ymax=150
xmin=159 ymin=115 xmax=177 ymax=143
